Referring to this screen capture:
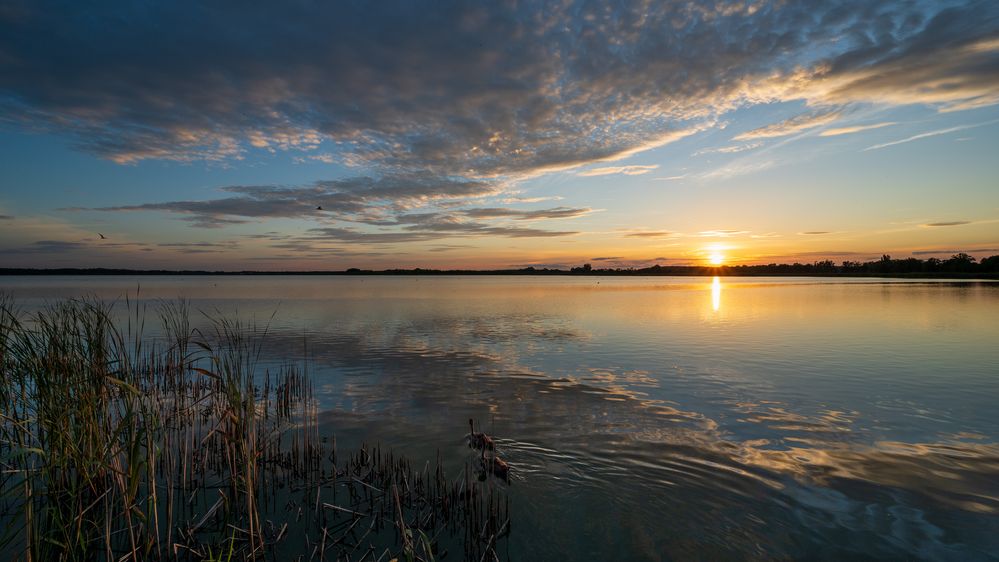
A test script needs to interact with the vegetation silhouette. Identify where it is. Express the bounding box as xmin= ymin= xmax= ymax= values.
xmin=2 ymin=253 xmax=997 ymax=278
